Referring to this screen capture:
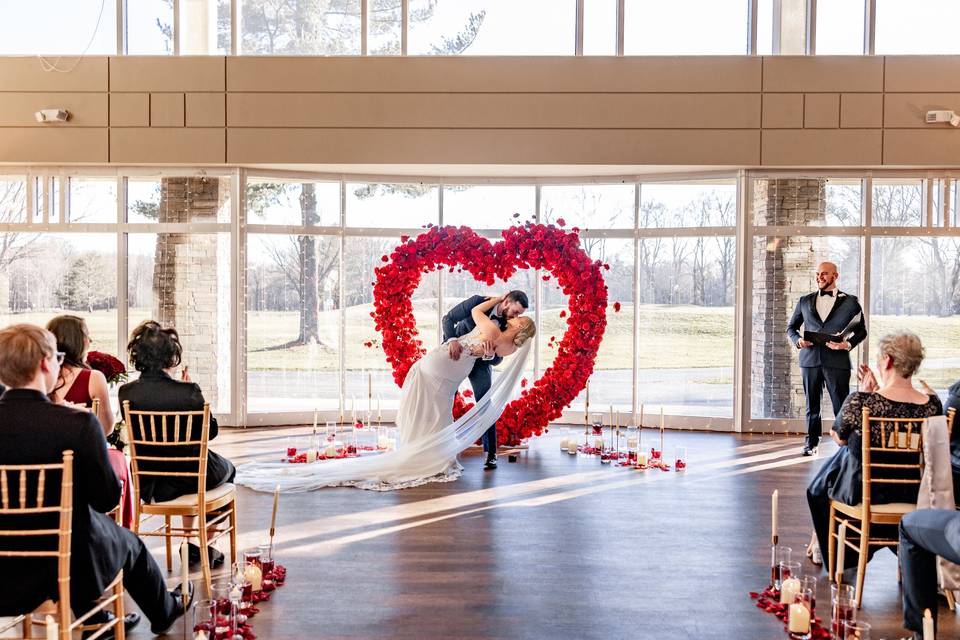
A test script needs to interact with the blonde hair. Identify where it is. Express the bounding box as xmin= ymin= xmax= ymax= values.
xmin=0 ymin=324 xmax=57 ymax=387
xmin=513 ymin=317 xmax=536 ymax=347
xmin=877 ymin=331 xmax=924 ymax=378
